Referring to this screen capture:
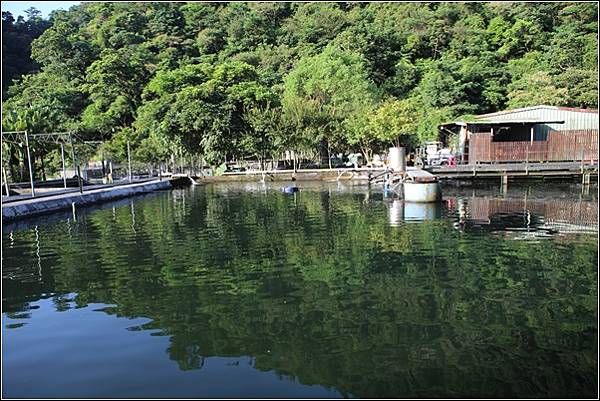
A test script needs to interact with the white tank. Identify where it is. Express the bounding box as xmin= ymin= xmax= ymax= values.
xmin=404 ymin=182 xmax=442 ymax=202
xmin=388 ymin=147 xmax=406 ymax=172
